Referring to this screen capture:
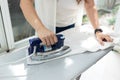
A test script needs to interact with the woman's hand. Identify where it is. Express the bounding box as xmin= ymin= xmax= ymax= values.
xmin=95 ymin=32 xmax=113 ymax=46
xmin=37 ymin=27 xmax=58 ymax=46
